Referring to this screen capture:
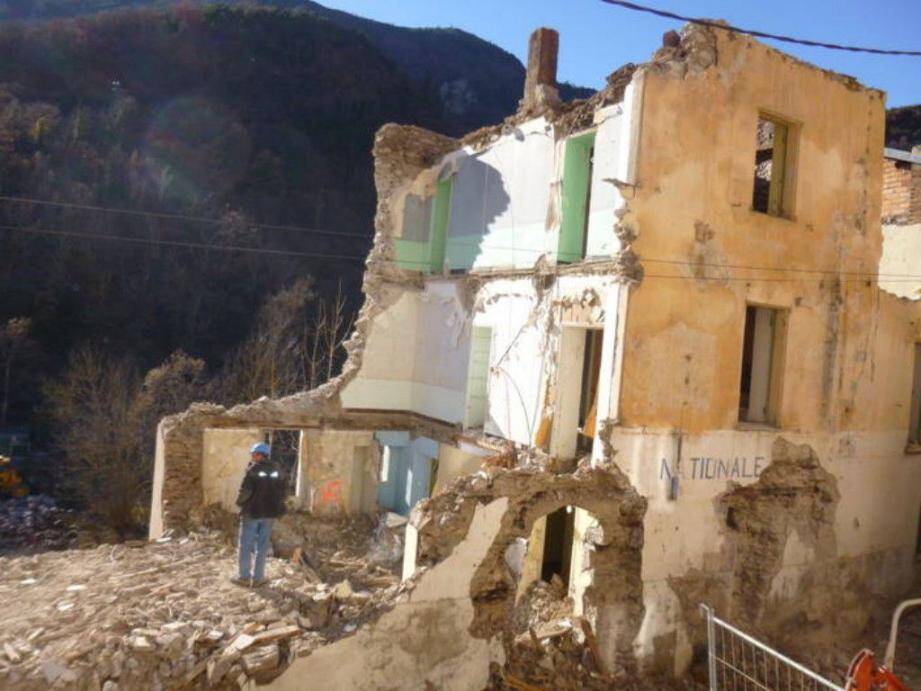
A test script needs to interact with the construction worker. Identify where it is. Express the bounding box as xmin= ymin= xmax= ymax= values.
xmin=233 ymin=442 xmax=286 ymax=587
